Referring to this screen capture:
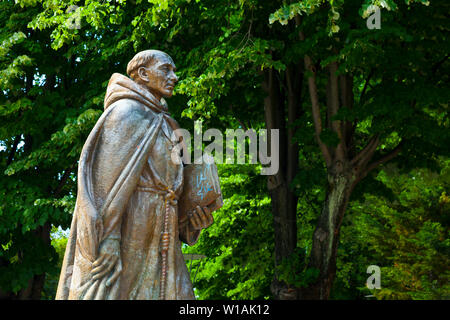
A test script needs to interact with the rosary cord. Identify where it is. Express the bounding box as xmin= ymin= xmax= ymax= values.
xmin=159 ymin=188 xmax=176 ymax=300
